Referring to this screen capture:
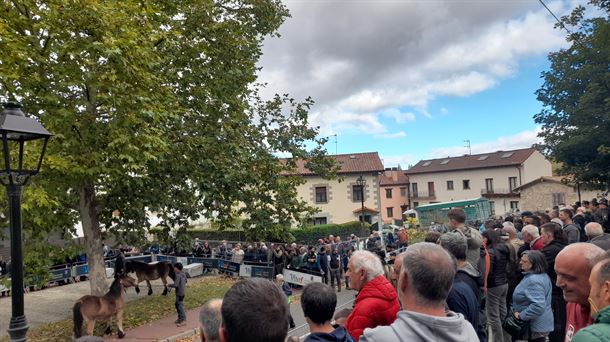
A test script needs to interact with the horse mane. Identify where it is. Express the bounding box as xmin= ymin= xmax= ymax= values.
xmin=105 ymin=277 xmax=123 ymax=299
xmin=168 ymin=263 xmax=176 ymax=281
